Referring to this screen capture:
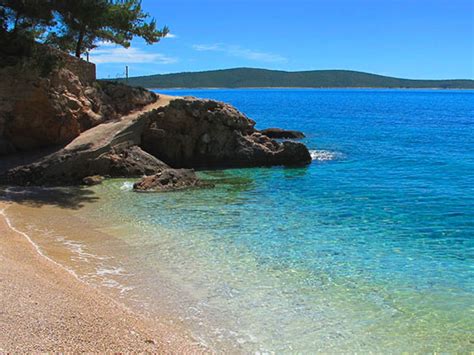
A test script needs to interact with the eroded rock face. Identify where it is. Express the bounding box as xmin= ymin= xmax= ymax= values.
xmin=260 ymin=128 xmax=305 ymax=139
xmin=0 ymin=65 xmax=156 ymax=153
xmin=141 ymin=98 xmax=311 ymax=168
xmin=133 ymin=168 xmax=211 ymax=192
xmin=1 ymin=95 xmax=312 ymax=186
